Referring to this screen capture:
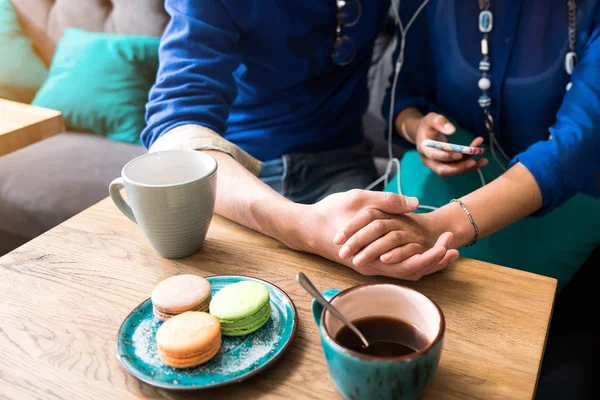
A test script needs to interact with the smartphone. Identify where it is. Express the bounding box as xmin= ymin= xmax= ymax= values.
xmin=422 ymin=139 xmax=485 ymax=155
